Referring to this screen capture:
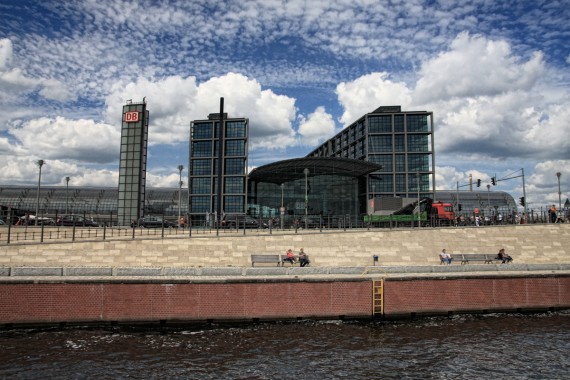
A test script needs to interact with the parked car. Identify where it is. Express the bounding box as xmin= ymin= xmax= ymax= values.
xmin=27 ymin=215 xmax=56 ymax=226
xmin=134 ymin=216 xmax=177 ymax=228
xmin=56 ymin=215 xmax=99 ymax=227
xmin=220 ymin=214 xmax=267 ymax=229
